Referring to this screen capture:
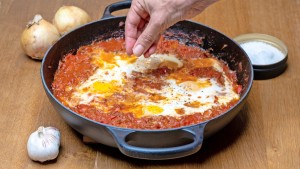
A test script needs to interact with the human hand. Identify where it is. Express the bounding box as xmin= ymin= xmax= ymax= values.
xmin=125 ymin=0 xmax=218 ymax=57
